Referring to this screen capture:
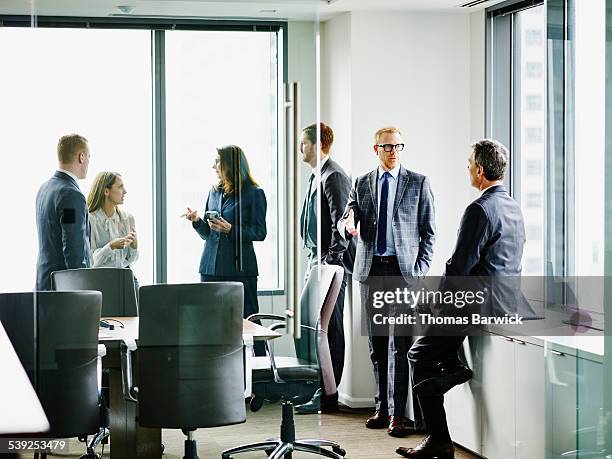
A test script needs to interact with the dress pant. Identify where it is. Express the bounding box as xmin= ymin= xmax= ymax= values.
xmin=361 ymin=256 xmax=422 ymax=423
xmin=408 ymin=335 xmax=466 ymax=440
xmin=305 ymin=257 xmax=347 ymax=394
xmin=201 ymin=274 xmax=265 ymax=356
